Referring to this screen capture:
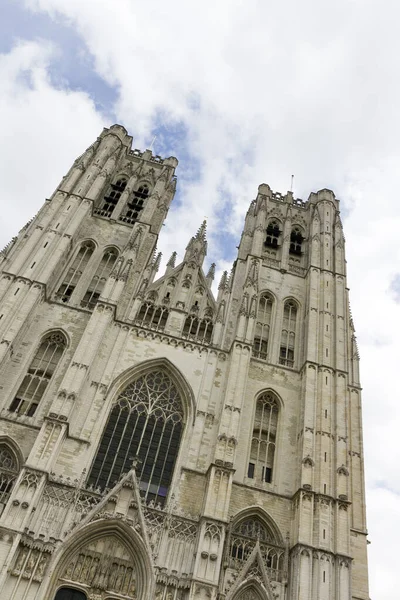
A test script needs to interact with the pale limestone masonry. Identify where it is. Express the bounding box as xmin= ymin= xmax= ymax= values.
xmin=0 ymin=124 xmax=368 ymax=600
